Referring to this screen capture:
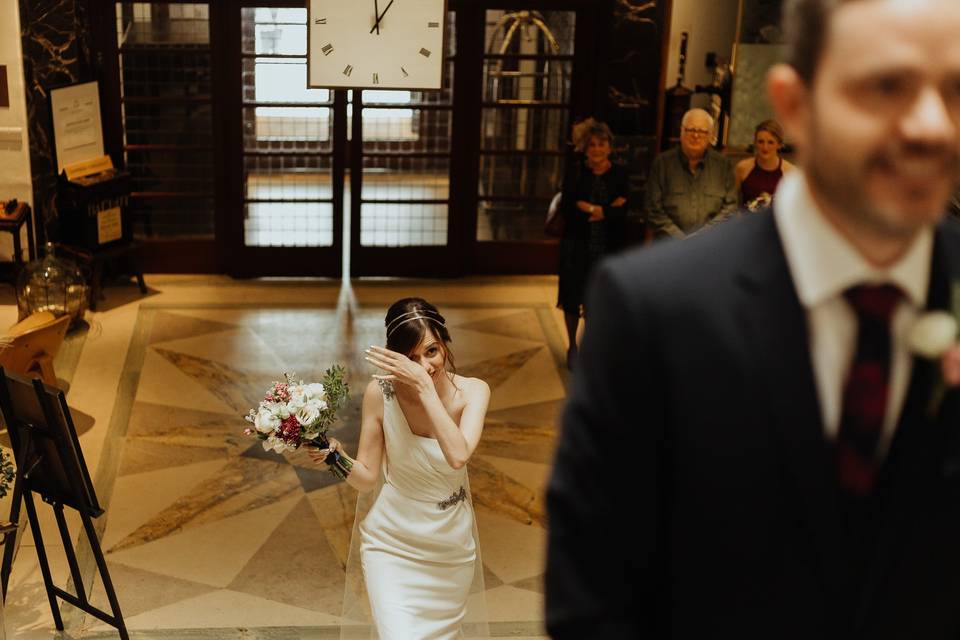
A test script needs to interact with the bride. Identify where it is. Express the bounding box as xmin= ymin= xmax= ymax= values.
xmin=309 ymin=297 xmax=490 ymax=639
